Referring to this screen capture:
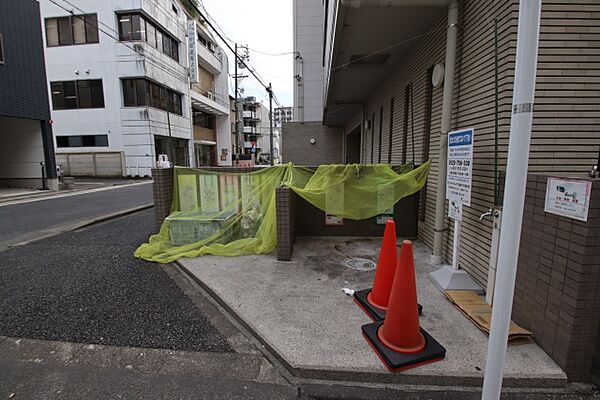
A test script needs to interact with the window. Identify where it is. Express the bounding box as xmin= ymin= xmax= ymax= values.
xmin=122 ymin=78 xmax=182 ymax=115
xmin=118 ymin=12 xmax=179 ymax=62
xmin=51 ymin=79 xmax=104 ymax=110
xmin=45 ymin=14 xmax=99 ymax=47
xmin=0 ymin=34 xmax=4 ymax=64
xmin=193 ymin=112 xmax=215 ymax=129
xmin=56 ymin=135 xmax=109 ymax=147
